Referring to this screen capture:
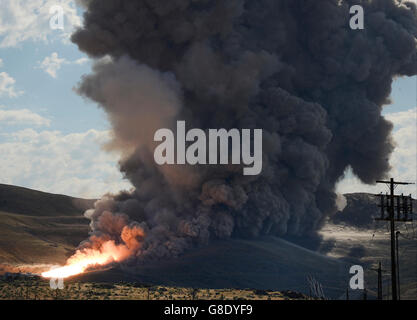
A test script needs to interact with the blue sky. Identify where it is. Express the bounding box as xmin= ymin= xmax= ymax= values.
xmin=0 ymin=38 xmax=107 ymax=133
xmin=0 ymin=0 xmax=415 ymax=199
